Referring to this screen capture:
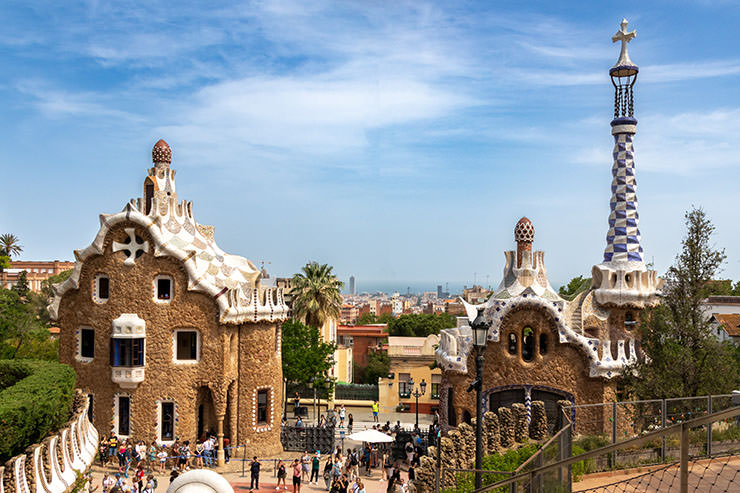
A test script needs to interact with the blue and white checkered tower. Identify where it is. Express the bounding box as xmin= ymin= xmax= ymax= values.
xmin=603 ymin=19 xmax=642 ymax=269
xmin=592 ymin=19 xmax=661 ymax=308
